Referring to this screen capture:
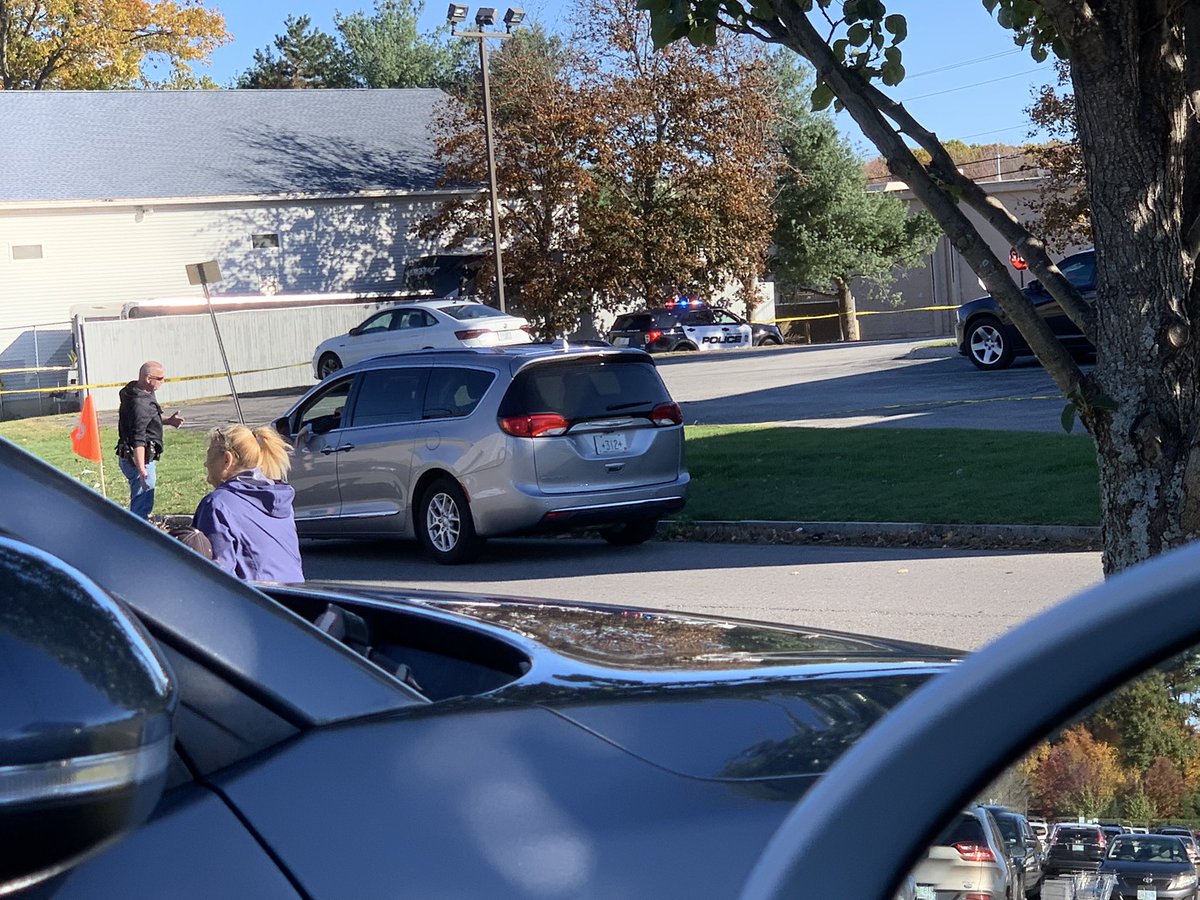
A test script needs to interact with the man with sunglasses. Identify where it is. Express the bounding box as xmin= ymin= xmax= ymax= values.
xmin=116 ymin=361 xmax=183 ymax=518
